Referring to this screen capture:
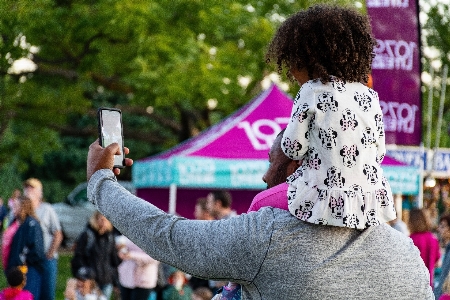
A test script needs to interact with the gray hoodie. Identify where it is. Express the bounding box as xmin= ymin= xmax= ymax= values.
xmin=88 ymin=169 xmax=433 ymax=300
